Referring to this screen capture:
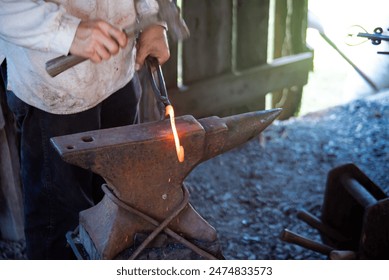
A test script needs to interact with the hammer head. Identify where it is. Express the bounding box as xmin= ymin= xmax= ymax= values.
xmin=157 ymin=0 xmax=190 ymax=41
